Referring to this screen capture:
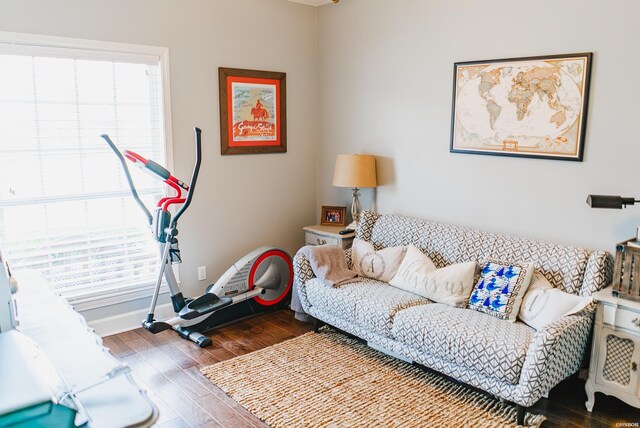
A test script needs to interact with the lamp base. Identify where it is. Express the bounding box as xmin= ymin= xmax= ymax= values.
xmin=351 ymin=187 xmax=361 ymax=227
